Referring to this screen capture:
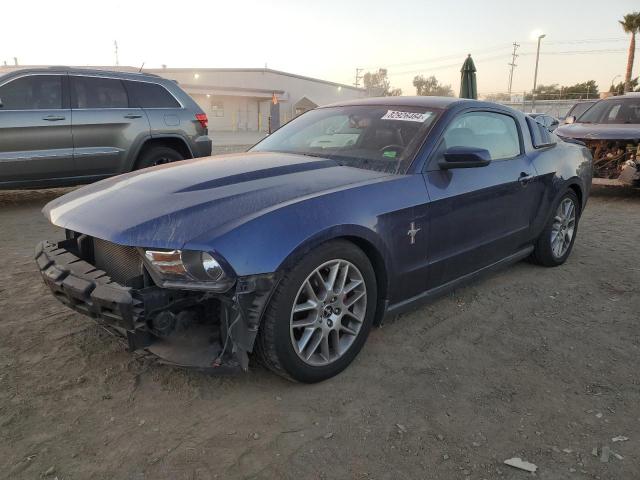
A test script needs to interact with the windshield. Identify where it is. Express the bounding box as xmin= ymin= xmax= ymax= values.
xmin=251 ymin=105 xmax=440 ymax=174
xmin=578 ymin=98 xmax=640 ymax=124
xmin=568 ymin=102 xmax=594 ymax=119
